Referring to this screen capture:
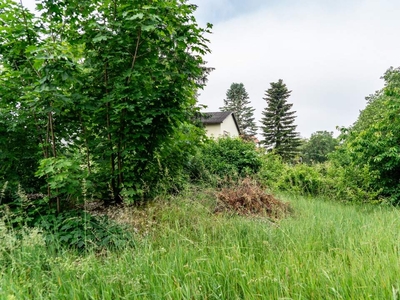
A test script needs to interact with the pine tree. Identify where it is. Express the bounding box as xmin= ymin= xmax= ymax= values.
xmin=220 ymin=83 xmax=258 ymax=138
xmin=260 ymin=79 xmax=301 ymax=161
